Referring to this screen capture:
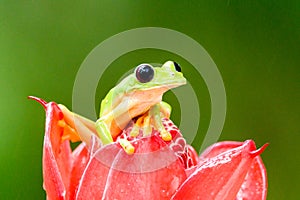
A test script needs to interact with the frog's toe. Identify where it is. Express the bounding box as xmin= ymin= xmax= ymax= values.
xmin=119 ymin=138 xmax=135 ymax=155
xmin=160 ymin=129 xmax=172 ymax=141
